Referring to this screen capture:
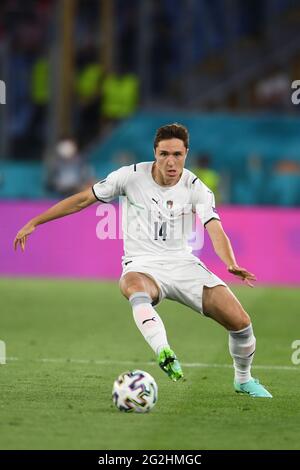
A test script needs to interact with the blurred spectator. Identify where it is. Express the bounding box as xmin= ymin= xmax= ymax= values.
xmin=191 ymin=153 xmax=221 ymax=202
xmin=101 ymin=72 xmax=139 ymax=135
xmin=8 ymin=52 xmax=35 ymax=159
xmin=30 ymin=55 xmax=50 ymax=152
xmin=3 ymin=0 xmax=52 ymax=159
xmin=46 ymin=136 xmax=94 ymax=197
xmin=75 ymin=45 xmax=103 ymax=147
